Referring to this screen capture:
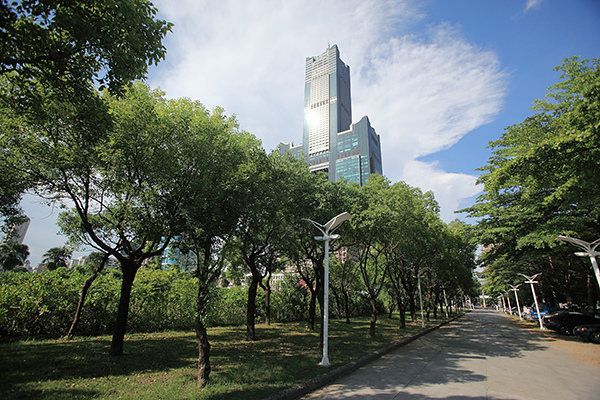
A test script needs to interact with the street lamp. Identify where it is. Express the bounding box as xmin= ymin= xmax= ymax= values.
xmin=556 ymin=236 xmax=600 ymax=291
xmin=441 ymin=285 xmax=449 ymax=318
xmin=519 ymin=273 xmax=544 ymax=330
xmin=304 ymin=212 xmax=352 ymax=367
xmin=504 ymin=292 xmax=512 ymax=315
xmin=509 ymin=284 xmax=522 ymax=320
xmin=416 ymin=274 xmax=425 ymax=328
xmin=500 ymin=293 xmax=506 ymax=313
